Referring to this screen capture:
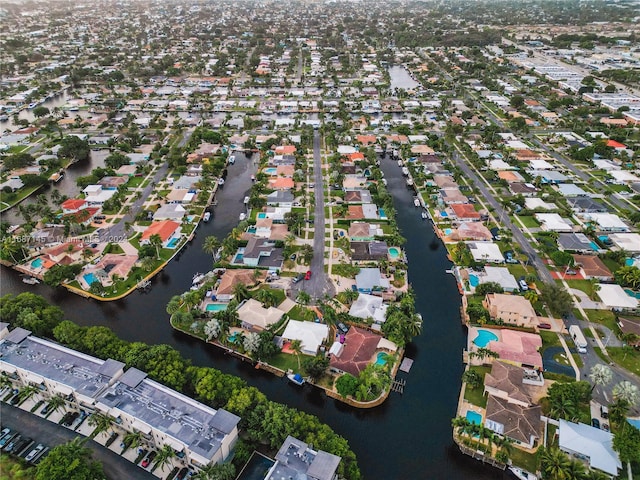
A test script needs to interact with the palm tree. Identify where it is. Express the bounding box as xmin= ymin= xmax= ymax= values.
xmin=550 ymin=395 xmax=579 ymax=421
xmin=122 ymin=431 xmax=143 ymax=452
xmin=166 ymin=295 xmax=183 ymax=315
xmin=565 ymin=458 xmax=587 ymax=480
xmin=194 ymin=463 xmax=236 ymax=480
xmin=202 ymin=235 xmax=220 ymax=259
xmin=407 ymin=314 xmax=423 ymax=337
xmin=88 ymin=412 xmax=114 ymax=438
xmin=290 ymin=339 xmax=303 ymax=370
xmin=540 ymin=447 xmax=572 ymax=480
xmin=588 ymin=364 xmax=613 ymax=394
xmin=149 ymin=234 xmax=163 ymax=260
xmin=46 ymin=394 xmax=67 ymax=415
xmin=17 ymin=384 xmax=40 ymax=405
xmin=296 ymin=290 xmax=311 ymax=305
xmin=0 ymin=236 xmax=21 ymax=264
xmin=451 ymin=416 xmax=472 ymax=439
xmin=608 ymin=398 xmax=631 ymax=425
xmin=612 ymin=381 xmax=639 ymax=406
xmin=152 ymin=444 xmax=176 ymax=472
xmin=140 ymin=256 xmax=156 ymax=272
